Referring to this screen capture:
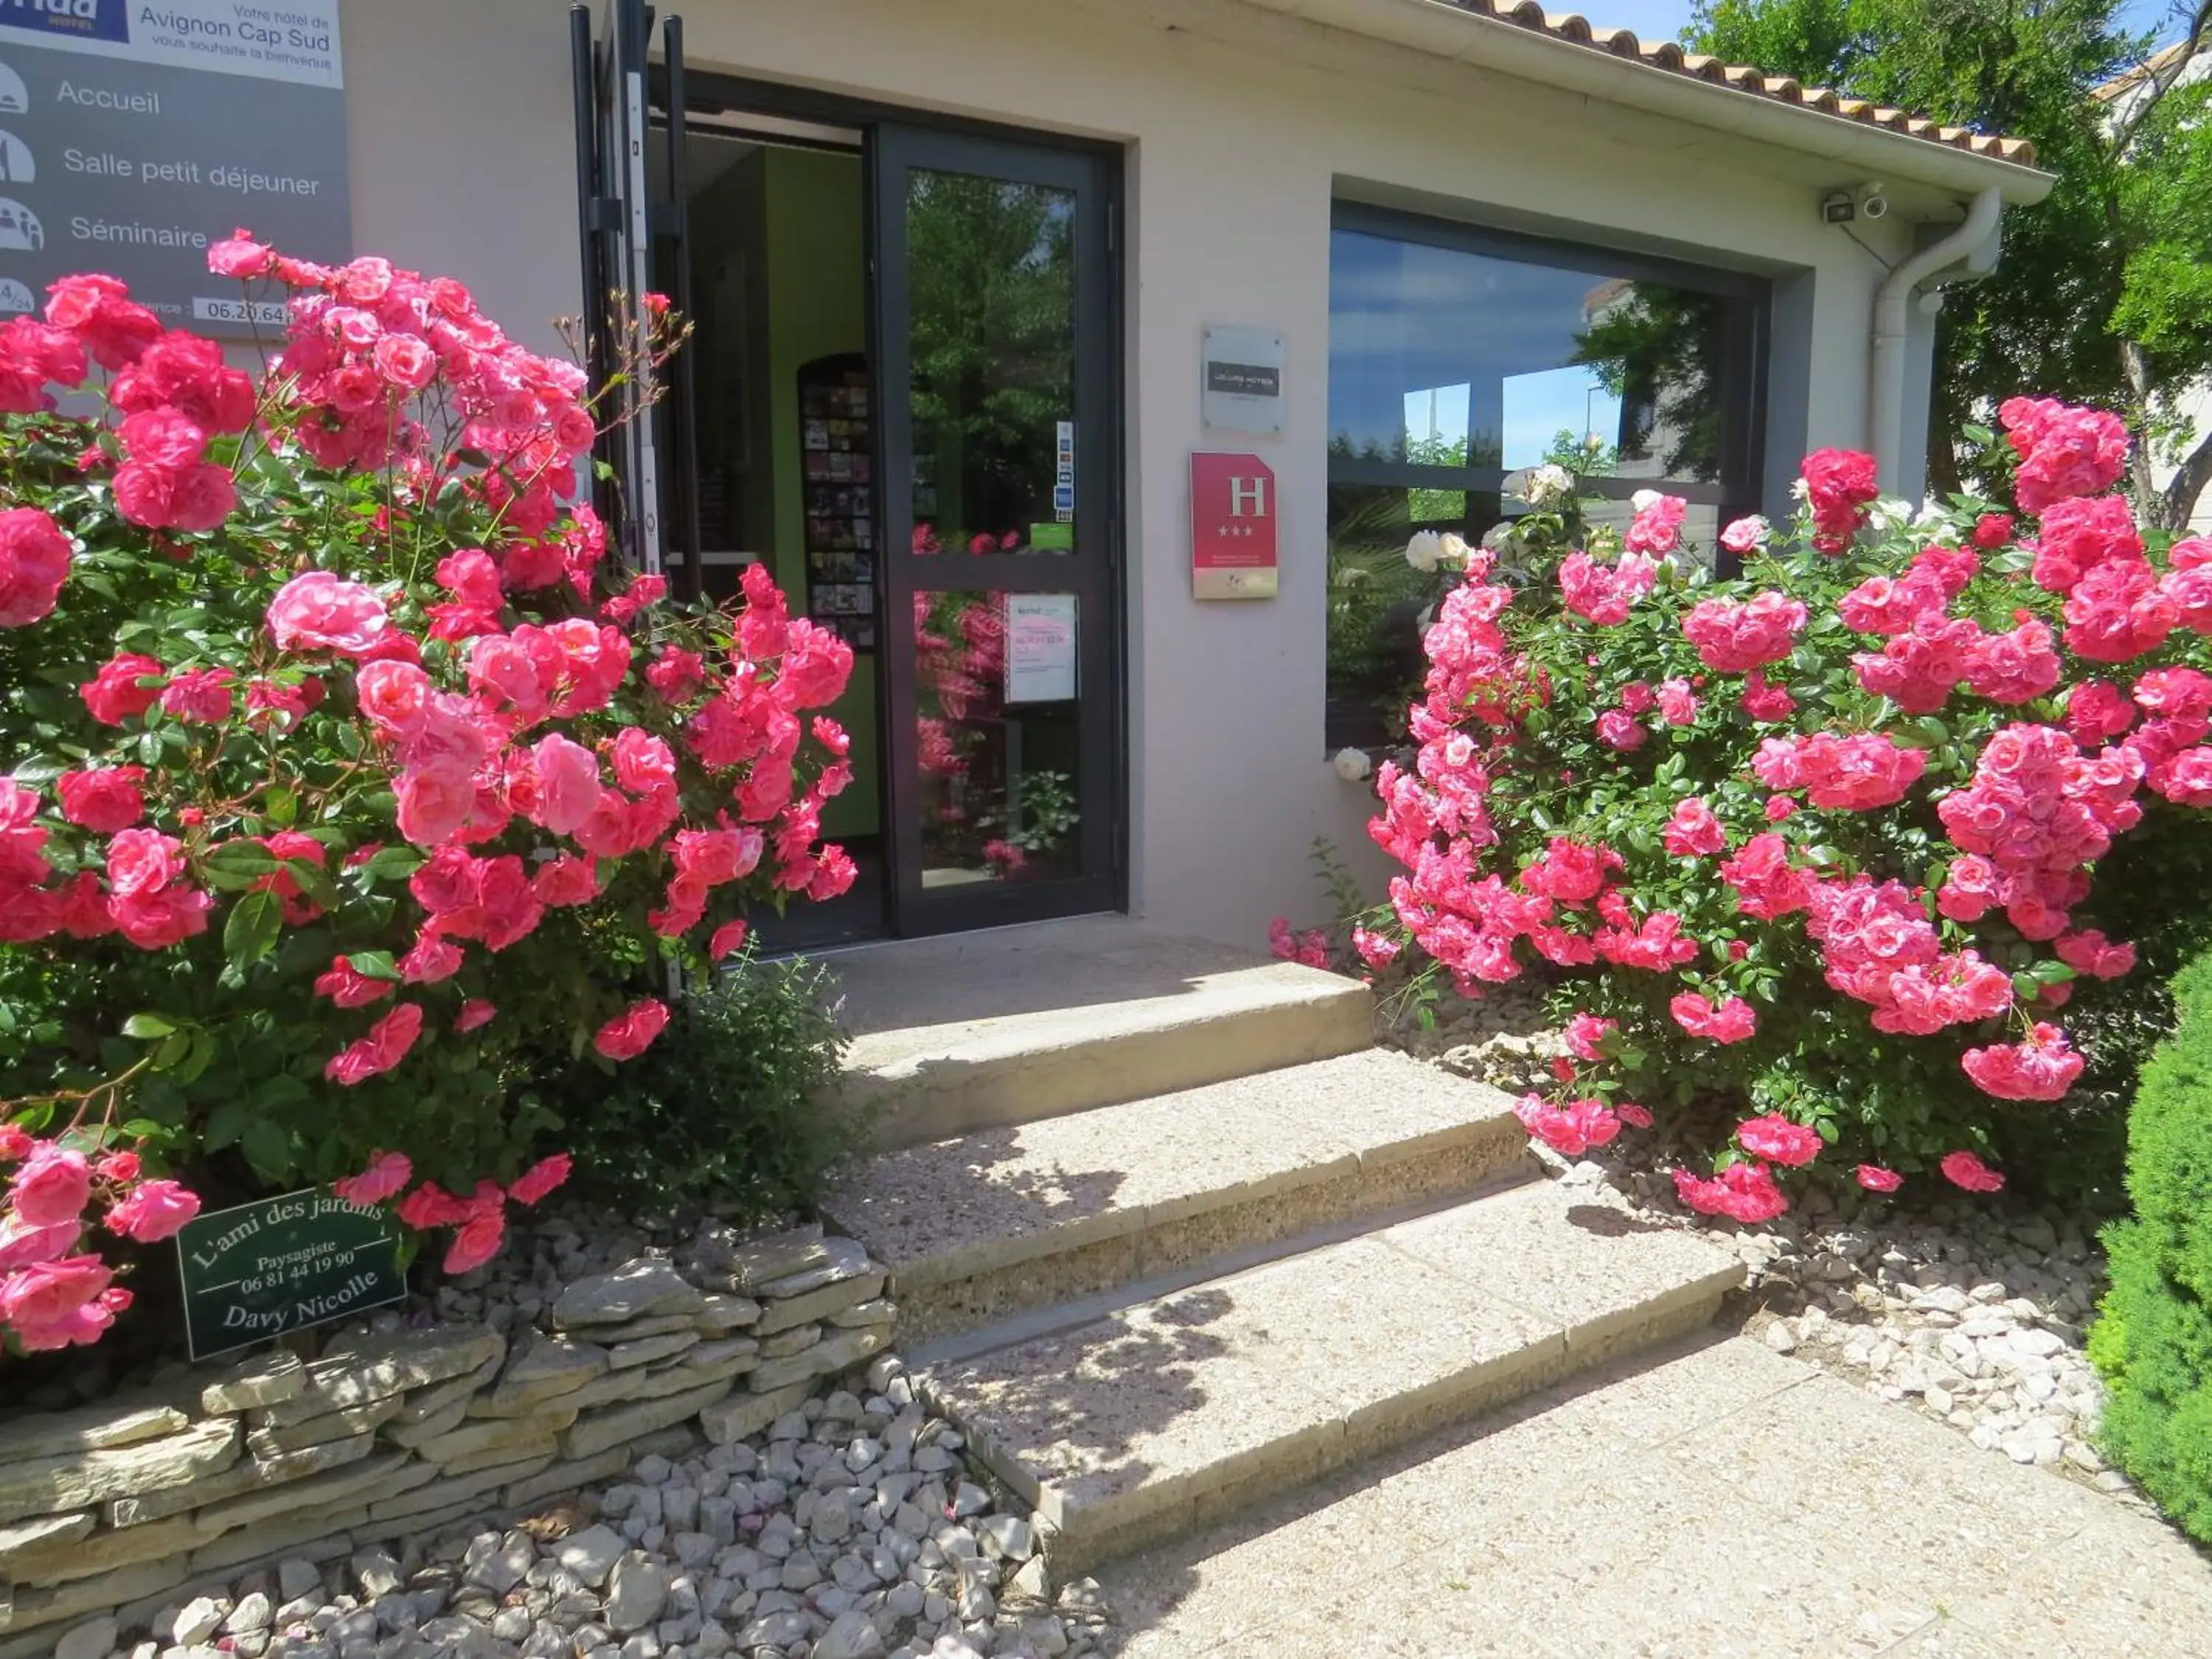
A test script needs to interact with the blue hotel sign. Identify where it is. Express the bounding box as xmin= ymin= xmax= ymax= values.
xmin=0 ymin=0 xmax=349 ymax=331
